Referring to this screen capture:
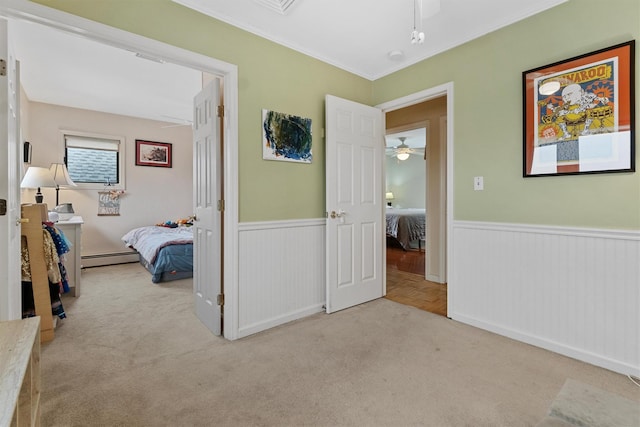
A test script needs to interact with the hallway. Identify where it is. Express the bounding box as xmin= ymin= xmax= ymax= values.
xmin=386 ymin=245 xmax=447 ymax=316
